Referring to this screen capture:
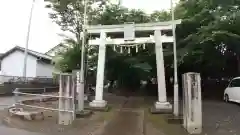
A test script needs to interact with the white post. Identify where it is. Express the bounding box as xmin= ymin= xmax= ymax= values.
xmin=77 ymin=71 xmax=84 ymax=111
xmin=79 ymin=0 xmax=88 ymax=110
xmin=23 ymin=0 xmax=35 ymax=78
xmin=89 ymin=31 xmax=107 ymax=108
xmin=154 ymin=30 xmax=172 ymax=110
xmin=171 ymin=0 xmax=179 ymax=117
